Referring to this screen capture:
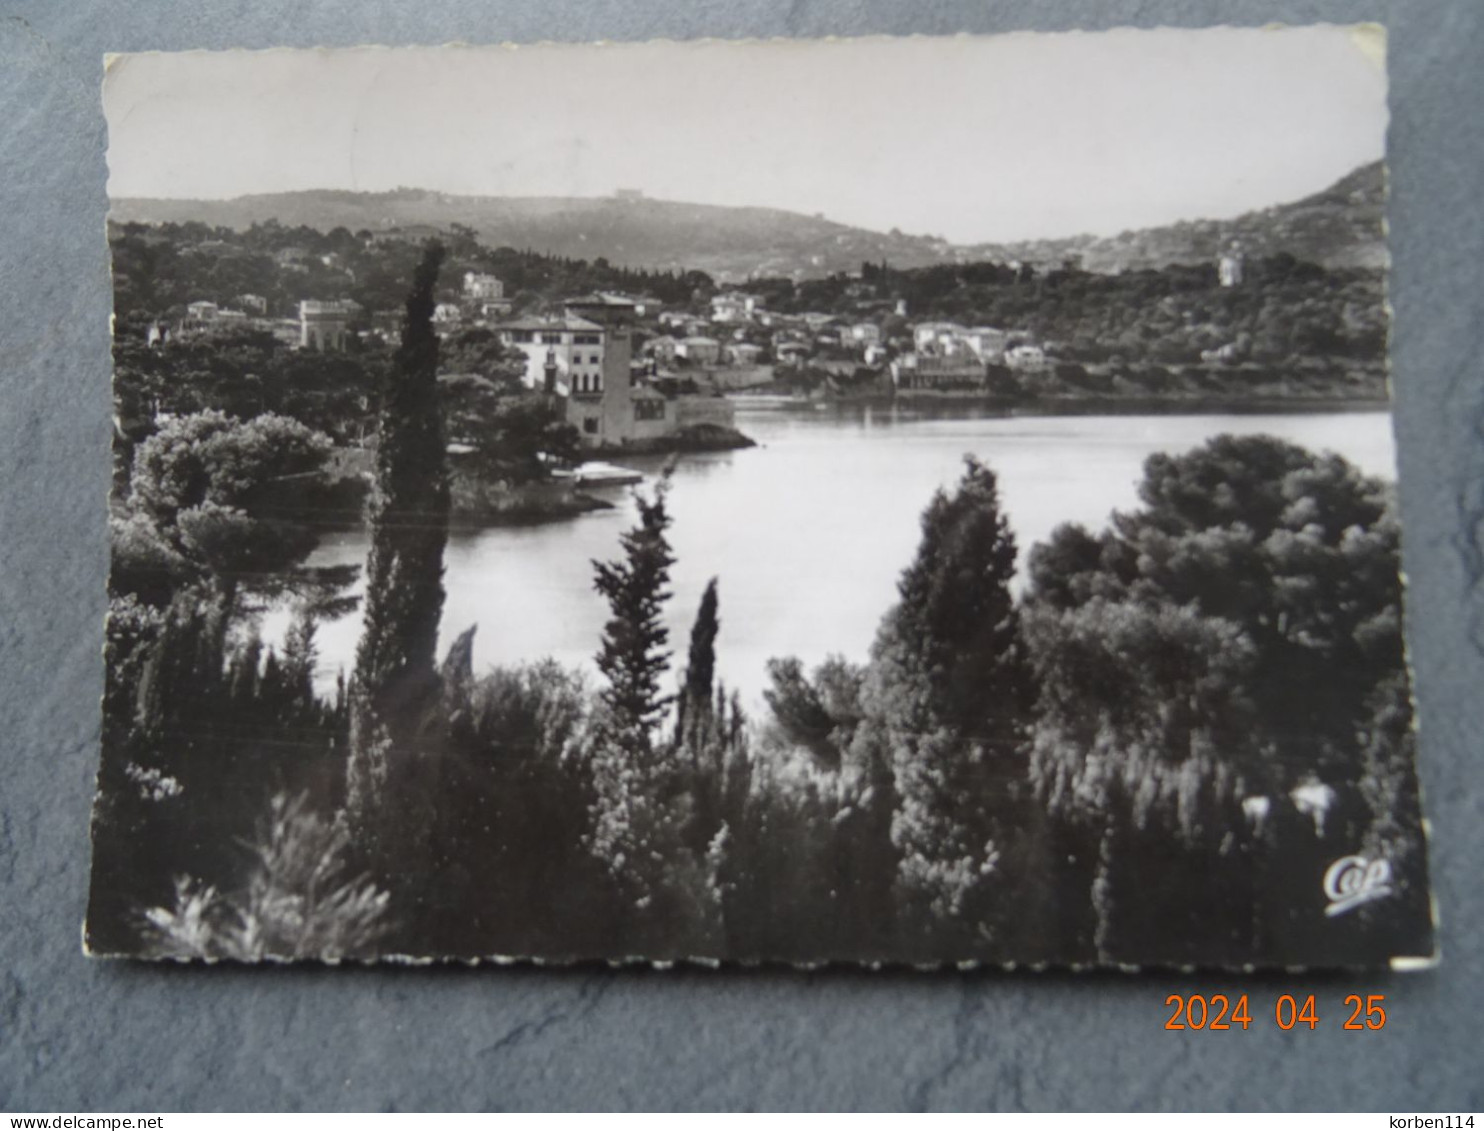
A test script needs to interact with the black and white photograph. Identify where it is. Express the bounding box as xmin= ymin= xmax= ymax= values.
xmin=87 ymin=27 xmax=1434 ymax=969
